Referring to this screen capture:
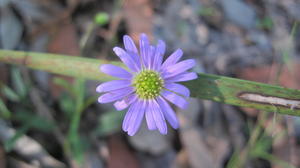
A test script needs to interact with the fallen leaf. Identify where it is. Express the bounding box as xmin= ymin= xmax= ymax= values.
xmin=107 ymin=135 xmax=139 ymax=168
xmin=123 ymin=0 xmax=153 ymax=41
